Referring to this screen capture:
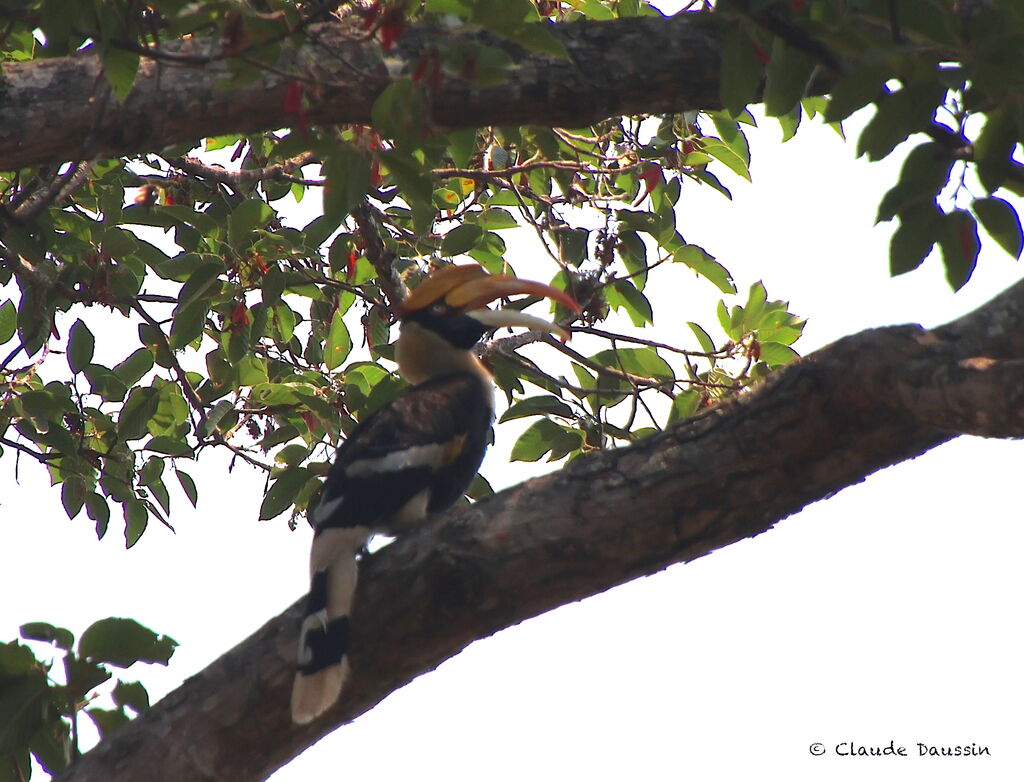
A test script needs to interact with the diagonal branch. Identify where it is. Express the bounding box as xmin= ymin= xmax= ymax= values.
xmin=53 ymin=276 xmax=1024 ymax=782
